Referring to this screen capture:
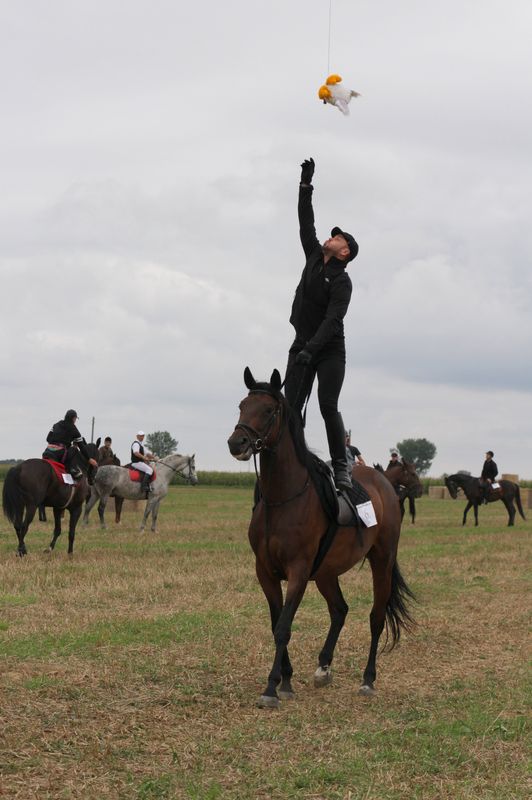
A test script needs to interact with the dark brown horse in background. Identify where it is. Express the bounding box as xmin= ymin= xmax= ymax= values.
xmin=227 ymin=368 xmax=415 ymax=708
xmin=445 ymin=473 xmax=526 ymax=527
xmin=2 ymin=442 xmax=99 ymax=556
xmin=374 ymin=460 xmax=423 ymax=524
